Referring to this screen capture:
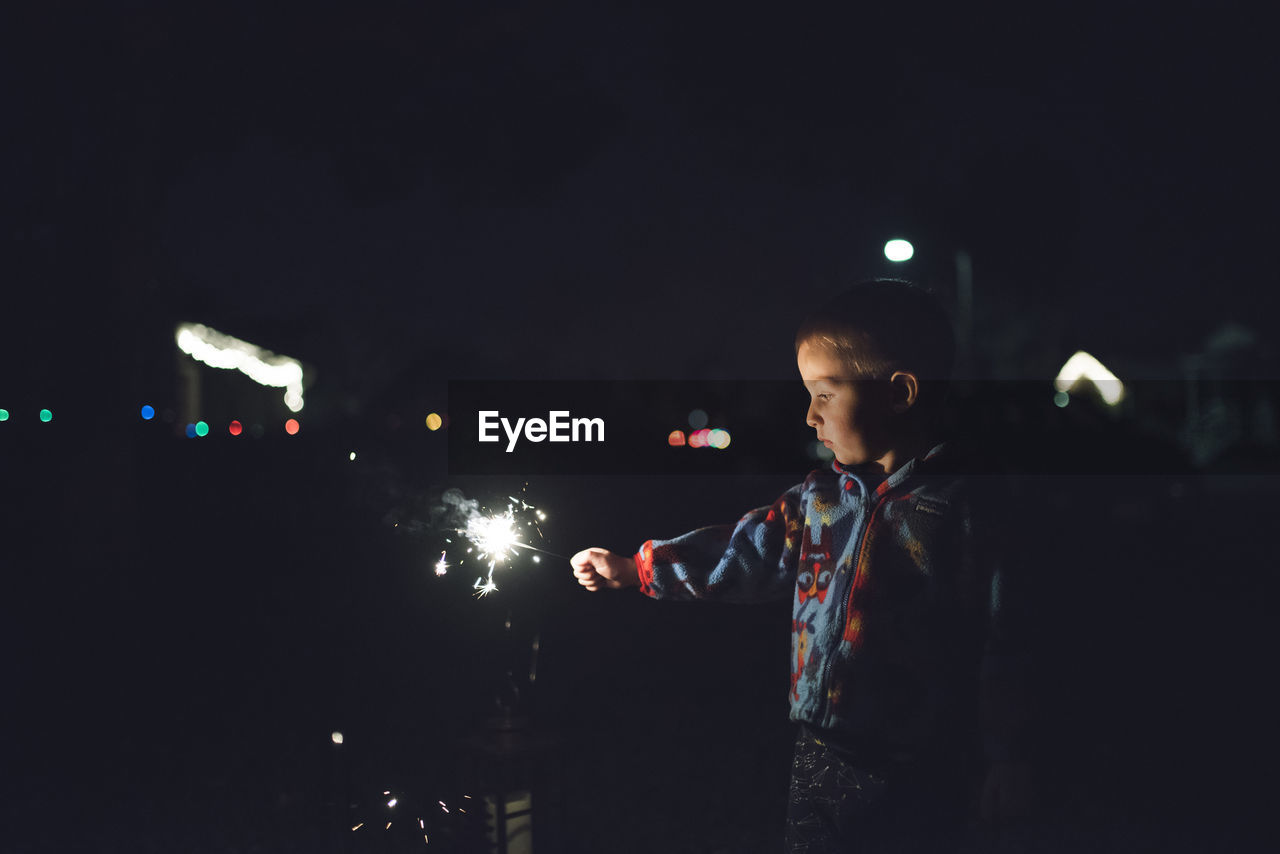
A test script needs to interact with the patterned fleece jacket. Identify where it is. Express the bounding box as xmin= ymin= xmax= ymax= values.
xmin=634 ymin=442 xmax=1031 ymax=767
